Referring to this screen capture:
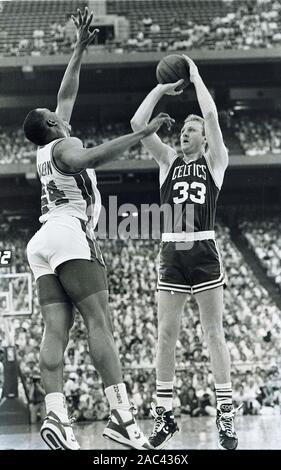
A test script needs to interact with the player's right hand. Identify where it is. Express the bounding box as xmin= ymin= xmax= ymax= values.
xmin=72 ymin=7 xmax=99 ymax=50
xmin=145 ymin=113 xmax=175 ymax=134
xmin=157 ymin=80 xmax=184 ymax=96
xmin=182 ymin=55 xmax=199 ymax=83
